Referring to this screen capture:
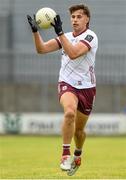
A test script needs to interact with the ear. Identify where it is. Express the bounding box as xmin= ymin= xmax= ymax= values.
xmin=85 ymin=16 xmax=89 ymax=24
